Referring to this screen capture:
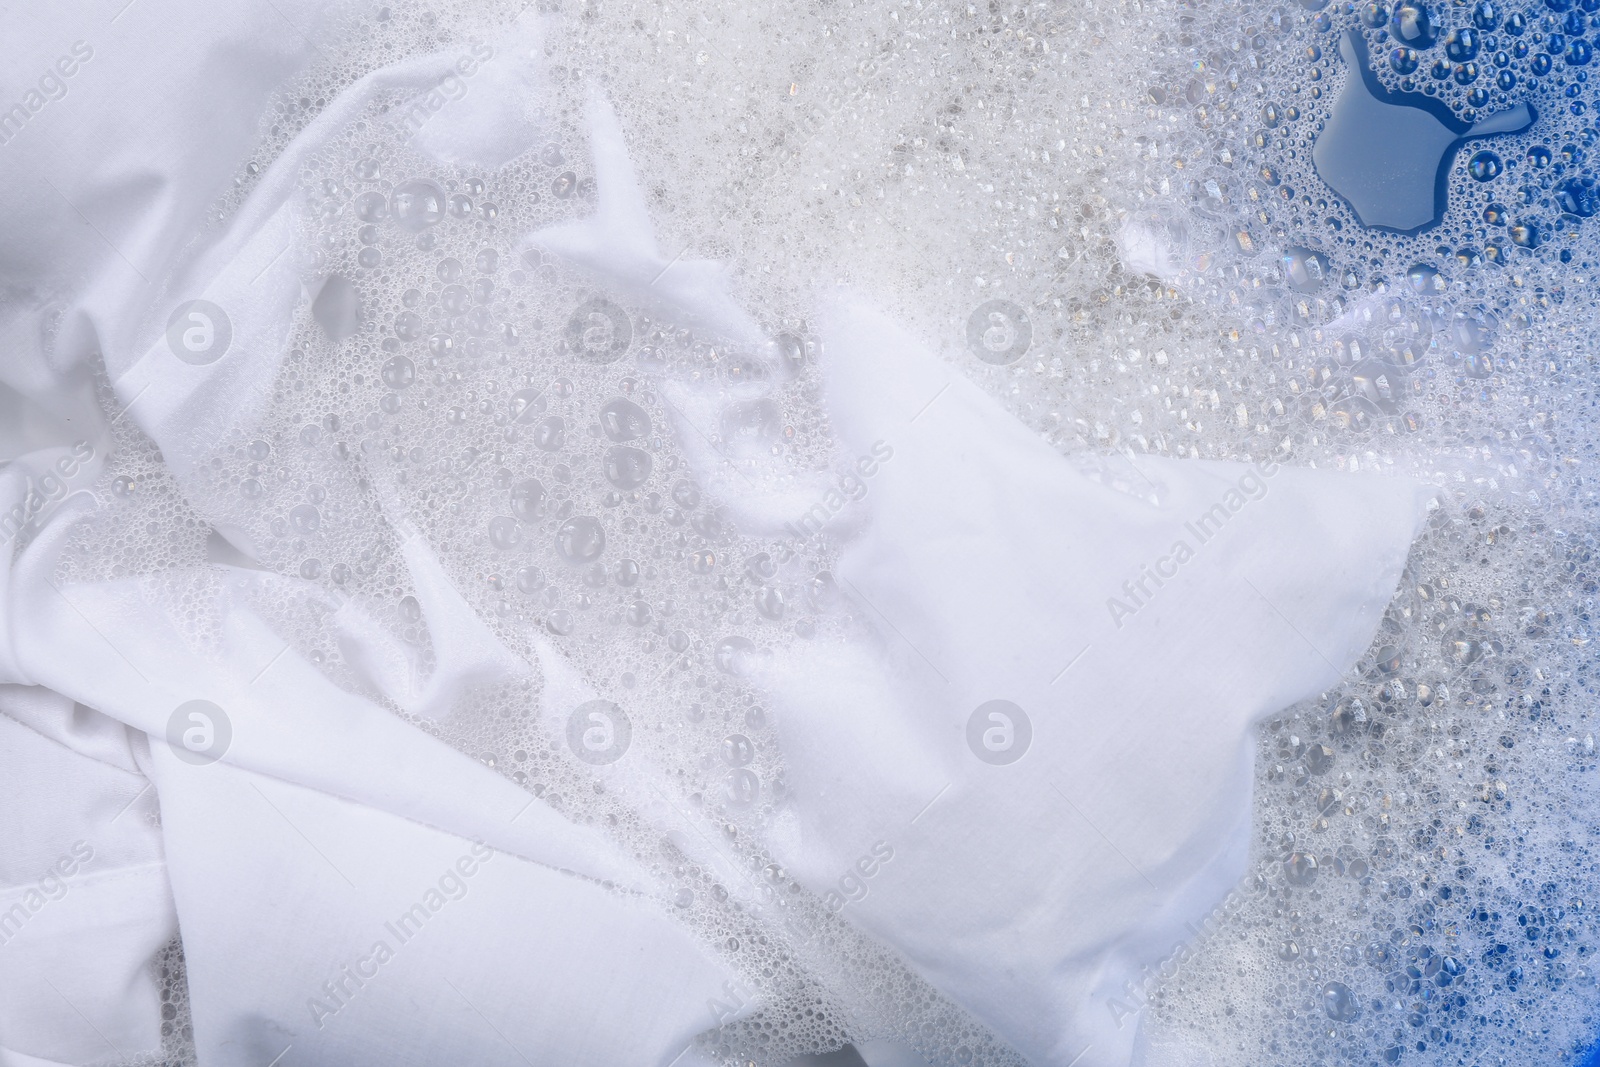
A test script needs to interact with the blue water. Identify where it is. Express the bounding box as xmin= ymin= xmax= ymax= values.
xmin=1314 ymin=30 xmax=1536 ymax=232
